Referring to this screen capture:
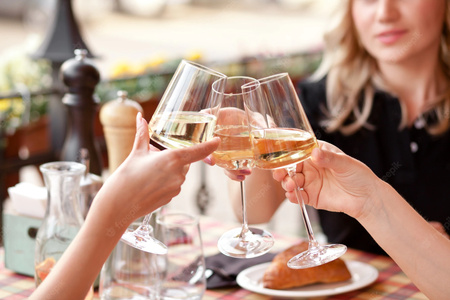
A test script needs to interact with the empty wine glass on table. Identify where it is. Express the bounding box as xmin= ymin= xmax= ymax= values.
xmin=243 ymin=73 xmax=347 ymax=268
xmin=121 ymin=60 xmax=227 ymax=254
xmin=212 ymin=76 xmax=274 ymax=258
